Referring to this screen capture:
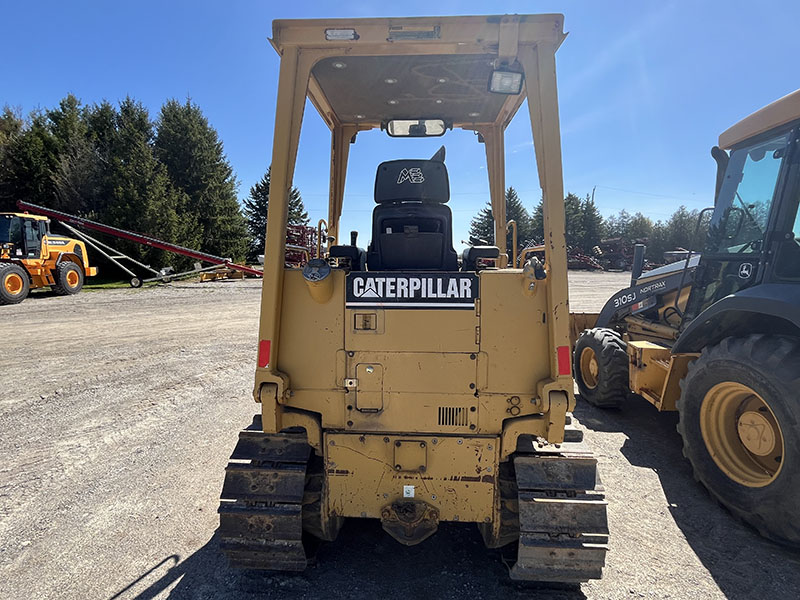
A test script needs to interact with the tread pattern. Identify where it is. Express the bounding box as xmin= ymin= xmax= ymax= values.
xmin=52 ymin=262 xmax=83 ymax=296
xmin=218 ymin=423 xmax=311 ymax=571
xmin=505 ymin=421 xmax=609 ymax=582
xmin=0 ymin=263 xmax=30 ymax=305
xmin=677 ymin=334 xmax=800 ymax=548
xmin=574 ymin=328 xmax=629 ymax=408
